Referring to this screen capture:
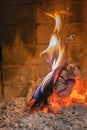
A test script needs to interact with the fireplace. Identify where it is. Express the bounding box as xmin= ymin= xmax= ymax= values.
xmin=0 ymin=0 xmax=87 ymax=101
xmin=0 ymin=0 xmax=87 ymax=129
